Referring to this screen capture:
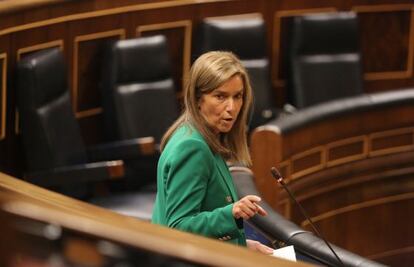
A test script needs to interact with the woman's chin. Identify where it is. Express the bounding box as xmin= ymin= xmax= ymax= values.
xmin=218 ymin=126 xmax=233 ymax=133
